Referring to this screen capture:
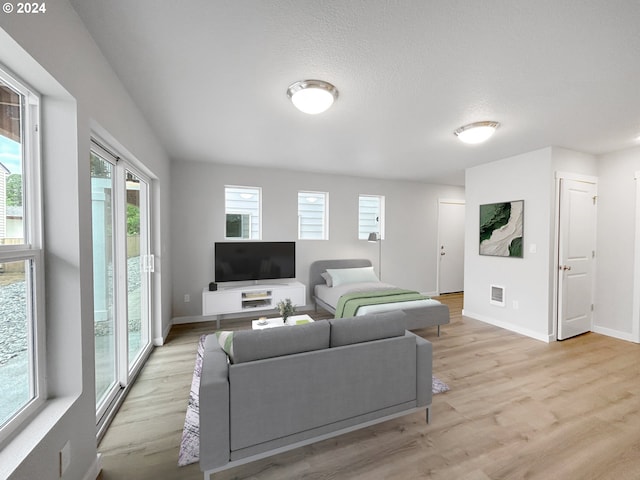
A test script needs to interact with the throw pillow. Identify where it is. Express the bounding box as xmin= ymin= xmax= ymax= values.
xmin=215 ymin=331 xmax=234 ymax=362
xmin=321 ymin=271 xmax=333 ymax=287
